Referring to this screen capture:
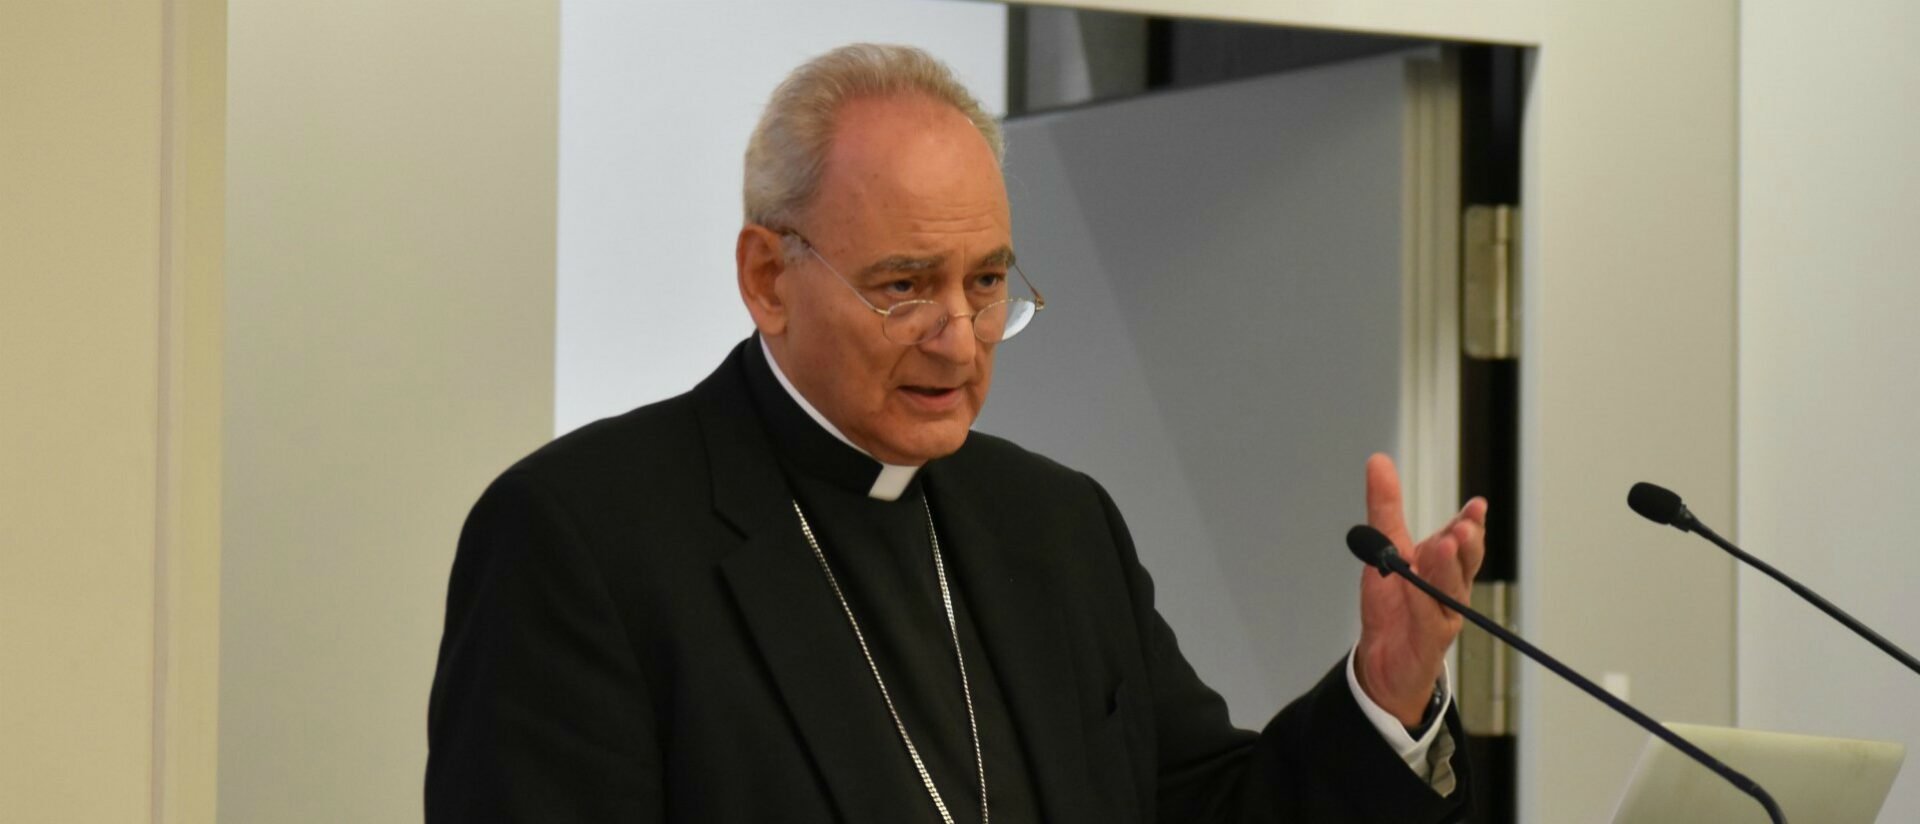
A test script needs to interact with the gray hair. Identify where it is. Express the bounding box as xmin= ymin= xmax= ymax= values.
xmin=743 ymin=43 xmax=1004 ymax=232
